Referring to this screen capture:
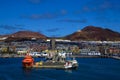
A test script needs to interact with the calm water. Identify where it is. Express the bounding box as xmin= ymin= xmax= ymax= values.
xmin=0 ymin=58 xmax=120 ymax=80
